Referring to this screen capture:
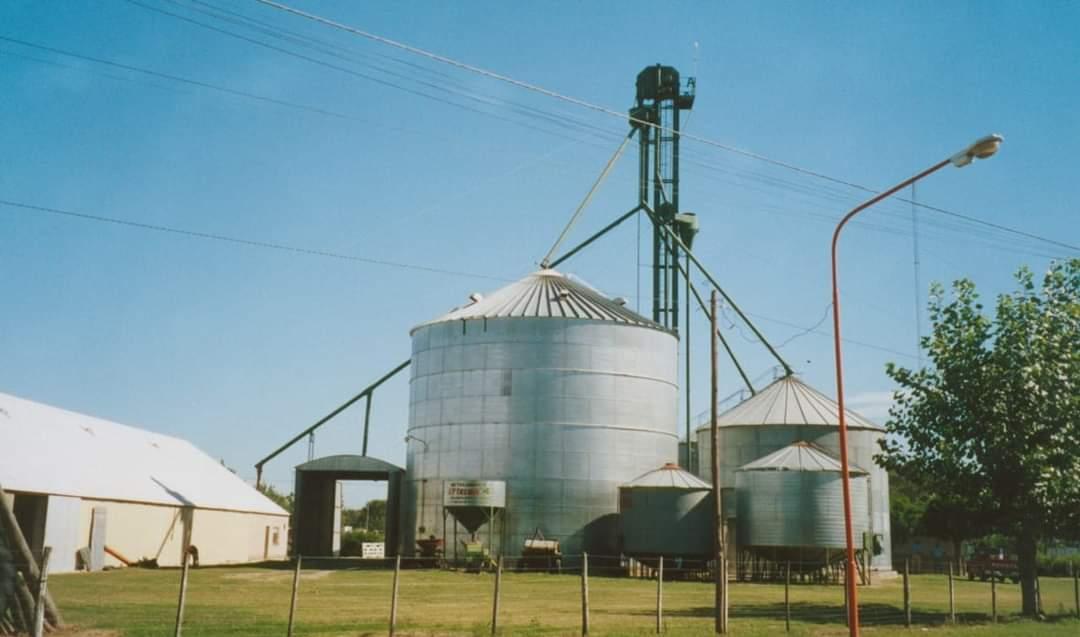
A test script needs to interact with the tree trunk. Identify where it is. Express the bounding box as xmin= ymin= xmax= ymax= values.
xmin=1017 ymin=526 xmax=1039 ymax=616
